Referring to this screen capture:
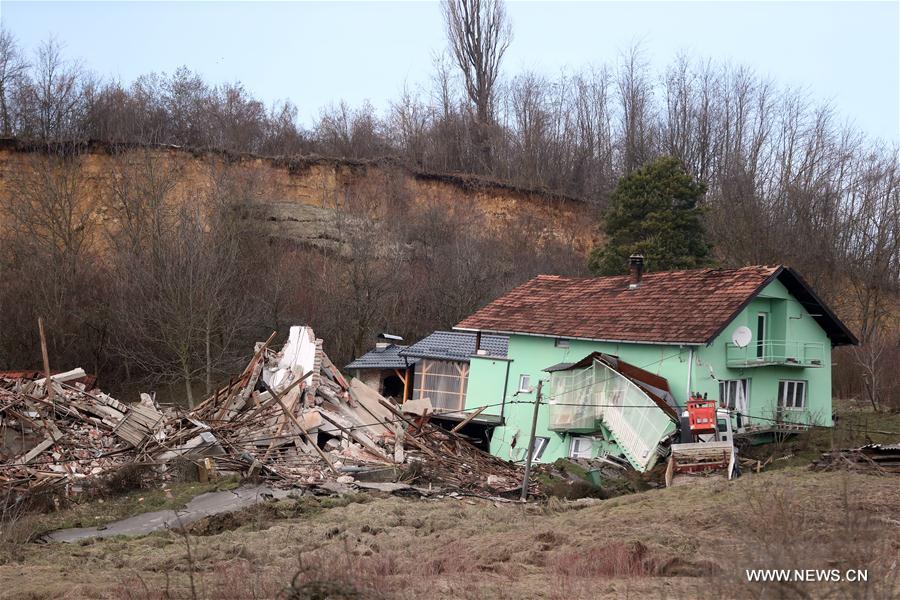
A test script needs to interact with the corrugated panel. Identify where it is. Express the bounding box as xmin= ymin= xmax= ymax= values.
xmin=592 ymin=360 xmax=675 ymax=471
